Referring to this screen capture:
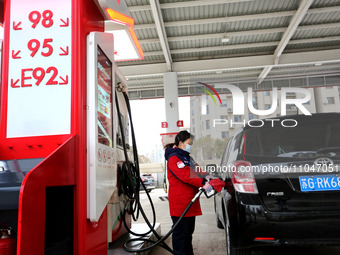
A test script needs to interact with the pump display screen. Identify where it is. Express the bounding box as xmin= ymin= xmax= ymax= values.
xmin=97 ymin=46 xmax=113 ymax=147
